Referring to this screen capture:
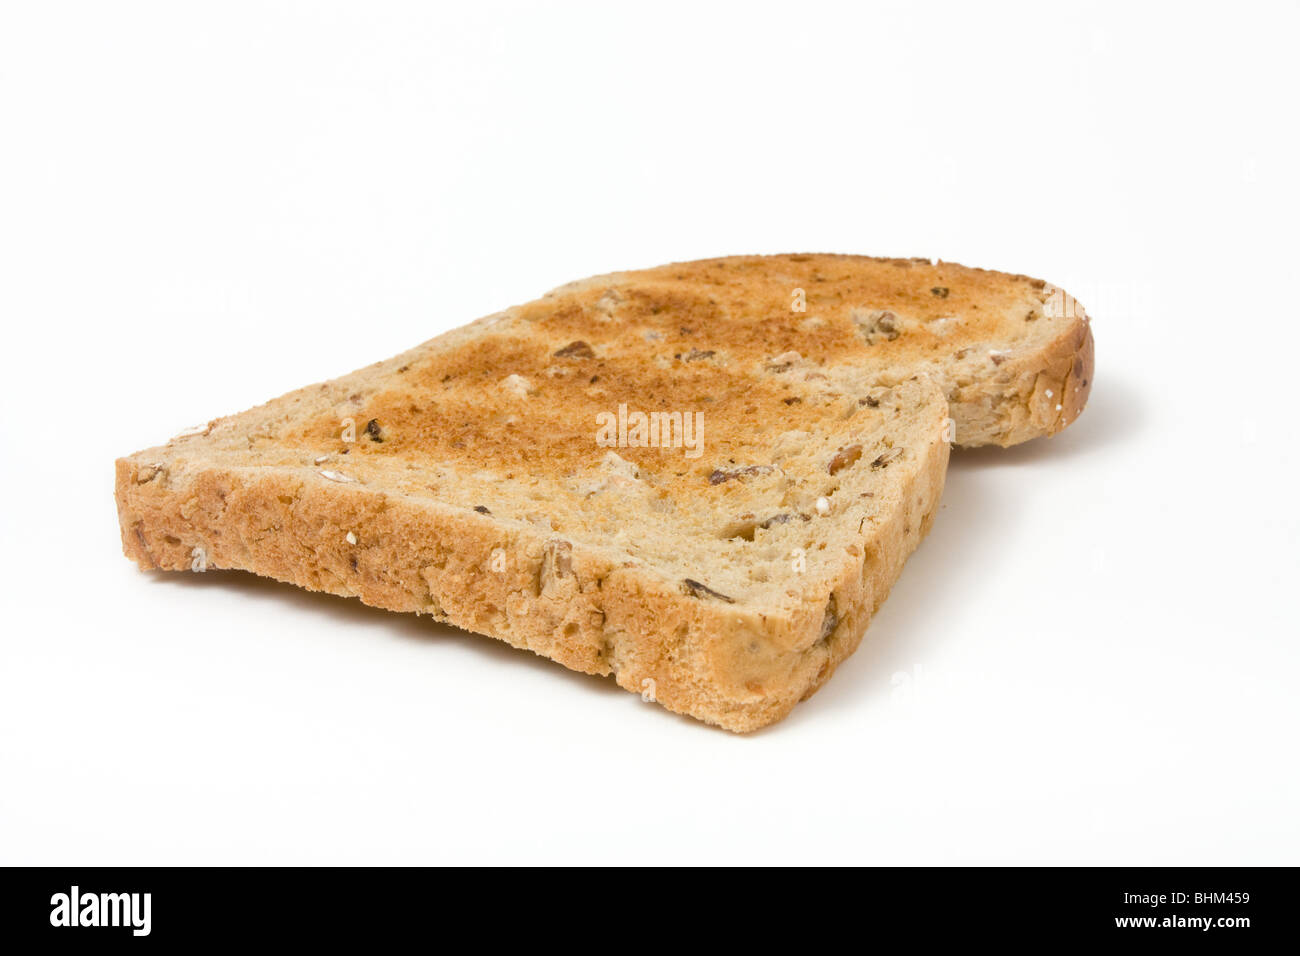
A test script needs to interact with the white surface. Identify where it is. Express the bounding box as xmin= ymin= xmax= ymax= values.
xmin=1 ymin=1 xmax=1297 ymax=865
